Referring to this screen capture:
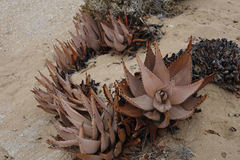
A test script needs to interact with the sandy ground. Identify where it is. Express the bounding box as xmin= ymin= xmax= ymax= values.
xmin=0 ymin=0 xmax=240 ymax=160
